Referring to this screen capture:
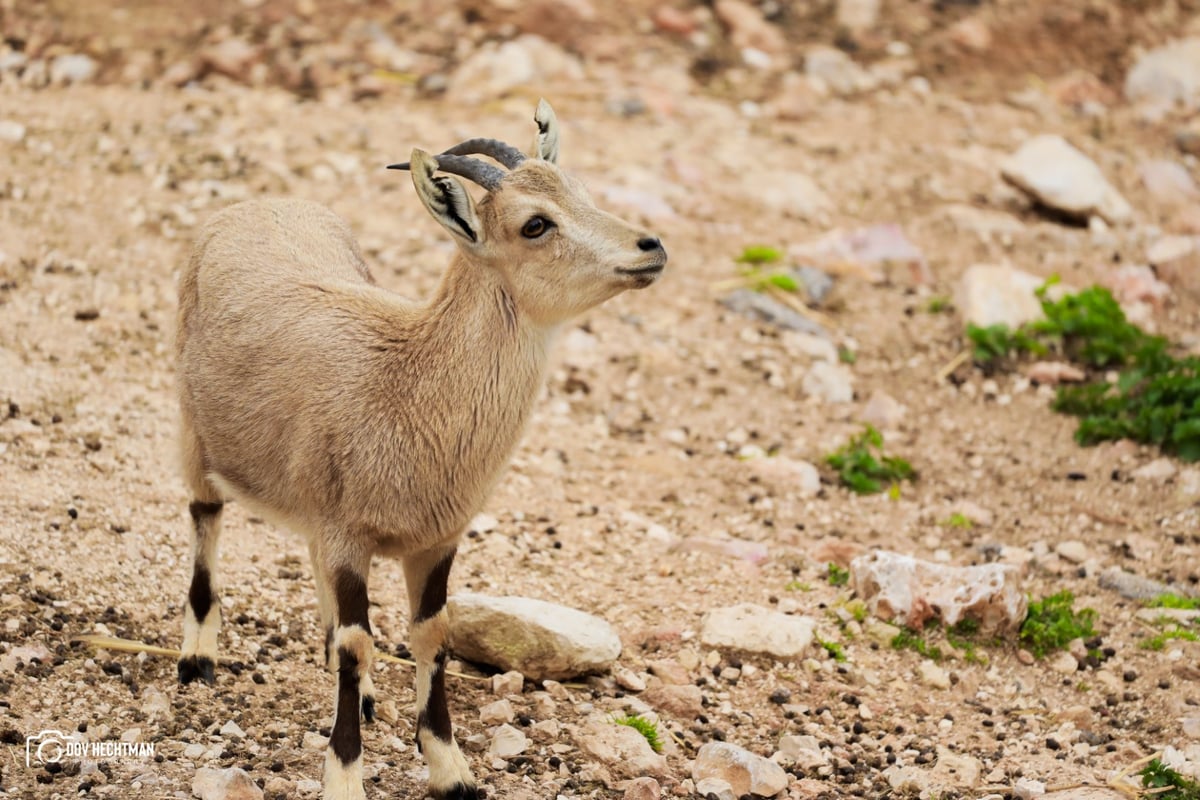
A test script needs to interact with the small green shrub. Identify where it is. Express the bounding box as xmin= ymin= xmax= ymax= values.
xmin=611 ymin=714 xmax=662 ymax=753
xmin=1148 ymin=593 xmax=1200 ymax=610
xmin=891 ymin=628 xmax=943 ymax=661
xmin=1019 ymin=591 xmax=1097 ymax=658
xmin=816 ymin=637 xmax=847 ymax=662
xmin=826 ymin=563 xmax=850 ymax=587
xmin=1140 ymin=758 xmax=1200 ymax=800
xmin=1140 ymin=629 xmax=1199 ymax=651
xmin=825 ymin=426 xmax=916 ymax=495
xmin=735 ymin=245 xmax=784 ymax=265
